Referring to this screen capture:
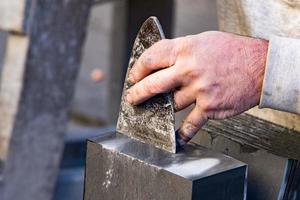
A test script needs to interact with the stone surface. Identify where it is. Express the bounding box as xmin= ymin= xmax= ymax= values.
xmin=116 ymin=17 xmax=176 ymax=153
xmin=84 ymin=132 xmax=247 ymax=200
